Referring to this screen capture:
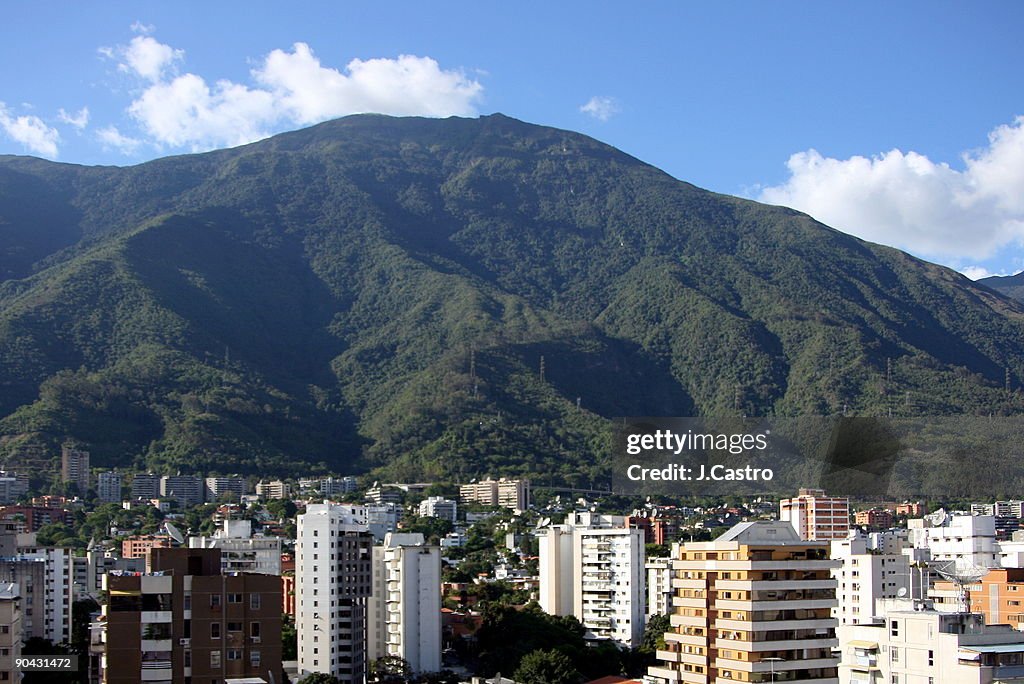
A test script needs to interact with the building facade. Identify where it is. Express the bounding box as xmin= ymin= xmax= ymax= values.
xmin=0 ymin=583 xmax=21 ymax=683
xmin=538 ymin=512 xmax=646 ymax=647
xmin=96 ymin=470 xmax=122 ymax=503
xmin=61 ymin=445 xmax=90 ymax=493
xmin=780 ymin=488 xmax=850 ymax=541
xmin=649 ymin=521 xmax=840 ymax=684
xmin=368 ymin=532 xmax=442 ymax=674
xmin=296 ymin=503 xmax=374 ymax=684
xmin=101 ymin=547 xmax=282 ymax=684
